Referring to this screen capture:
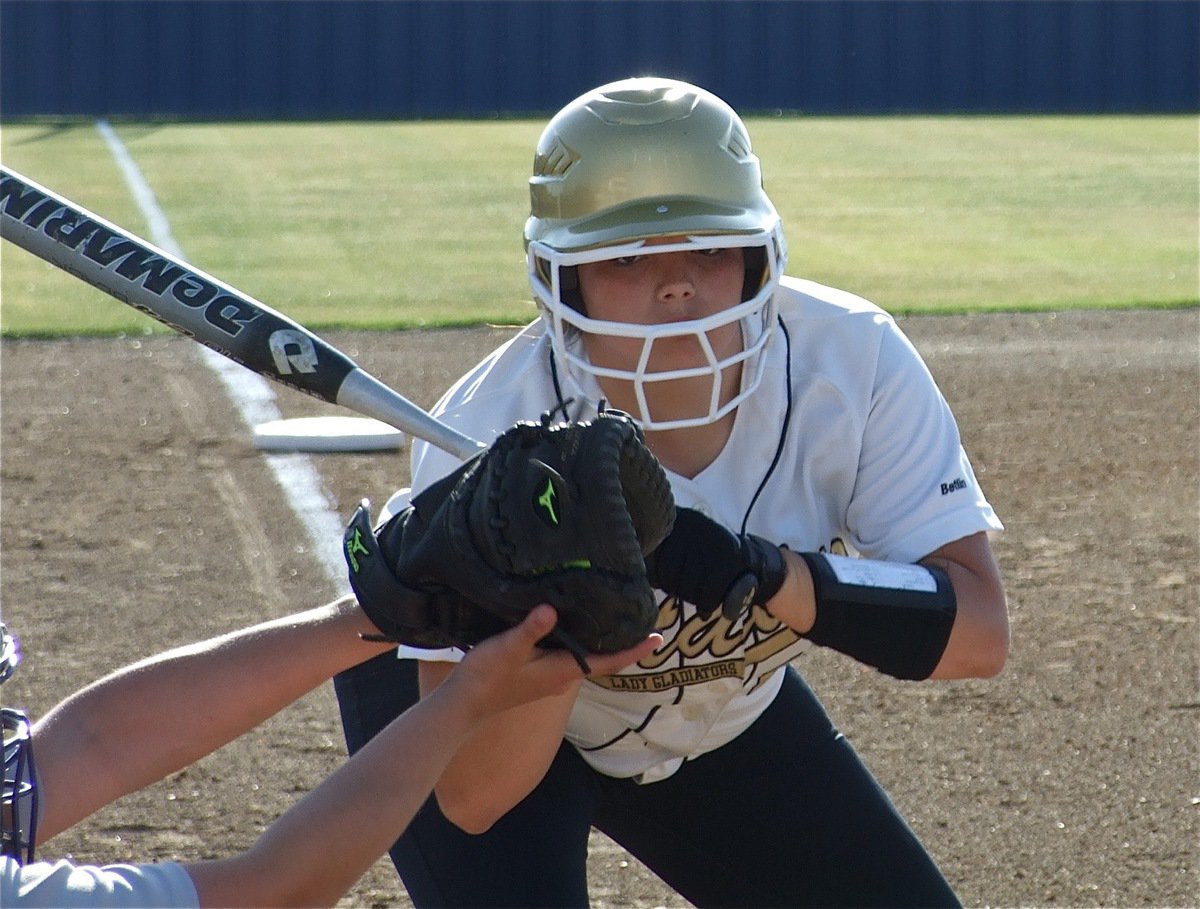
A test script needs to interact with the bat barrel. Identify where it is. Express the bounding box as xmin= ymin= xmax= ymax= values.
xmin=1 ymin=165 xmax=485 ymax=460
xmin=0 ymin=166 xmax=358 ymax=401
